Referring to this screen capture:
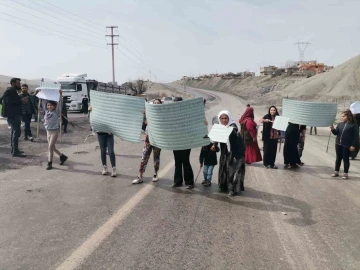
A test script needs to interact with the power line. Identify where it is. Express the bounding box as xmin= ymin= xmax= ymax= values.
xmin=9 ymin=0 xmax=105 ymax=37
xmin=0 ymin=16 xmax=105 ymax=49
xmin=0 ymin=11 xmax=106 ymax=48
xmin=0 ymin=1 xmax=106 ymax=41
xmin=38 ymin=0 xmax=105 ymax=31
